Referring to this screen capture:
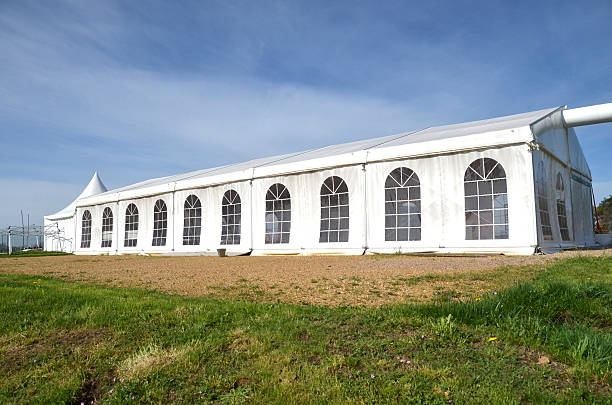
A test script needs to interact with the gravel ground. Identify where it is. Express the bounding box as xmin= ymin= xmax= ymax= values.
xmin=1 ymin=249 xmax=609 ymax=306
